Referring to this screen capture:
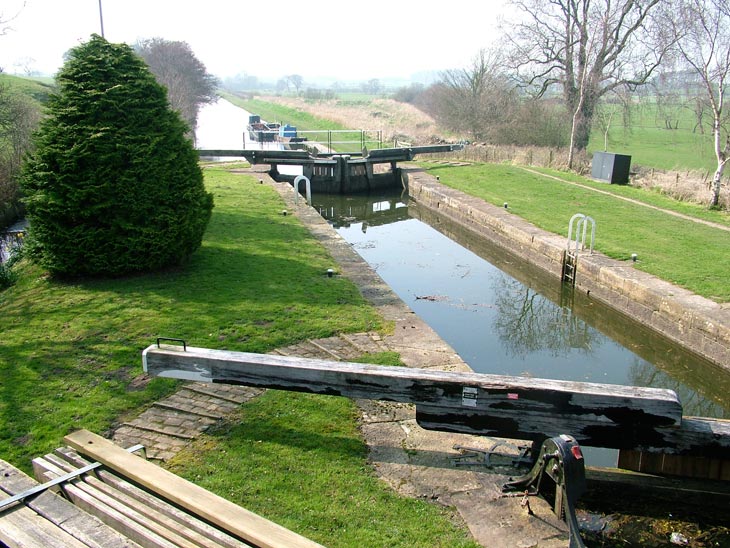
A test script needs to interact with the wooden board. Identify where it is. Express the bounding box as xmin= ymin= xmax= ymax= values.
xmin=34 ymin=450 xmax=250 ymax=548
xmin=0 ymin=459 xmax=117 ymax=548
xmin=34 ymin=455 xmax=208 ymax=548
xmin=142 ymin=344 xmax=683 ymax=450
xmin=64 ymin=430 xmax=323 ymax=548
